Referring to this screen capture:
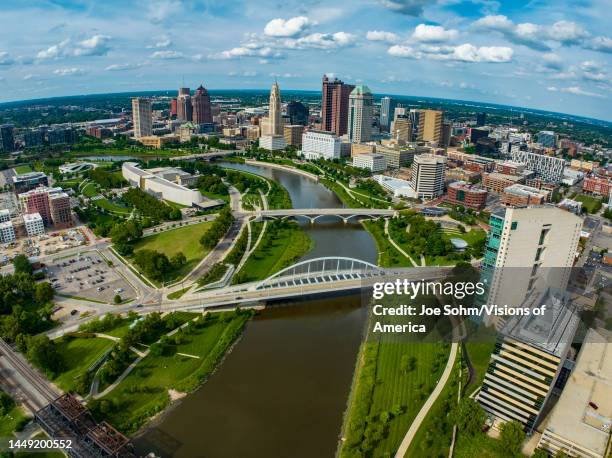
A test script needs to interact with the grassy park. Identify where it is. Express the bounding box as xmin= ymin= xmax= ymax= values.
xmin=233 ymin=220 xmax=312 ymax=283
xmin=575 ymin=193 xmax=603 ymax=213
xmin=131 ymin=221 xmax=213 ymax=282
xmin=361 ymin=219 xmax=413 ymax=267
xmin=0 ymin=392 xmax=30 ymax=438
xmin=13 ymin=164 xmax=33 ymax=174
xmin=52 ymin=335 xmax=116 ymax=394
xmin=92 ymin=310 xmax=252 ymax=434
